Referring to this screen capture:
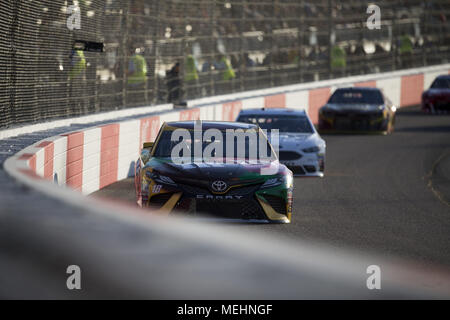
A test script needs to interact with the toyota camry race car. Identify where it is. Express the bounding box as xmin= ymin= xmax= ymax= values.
xmin=135 ymin=121 xmax=294 ymax=223
xmin=318 ymin=87 xmax=397 ymax=134
xmin=422 ymin=75 xmax=450 ymax=114
xmin=236 ymin=108 xmax=326 ymax=177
